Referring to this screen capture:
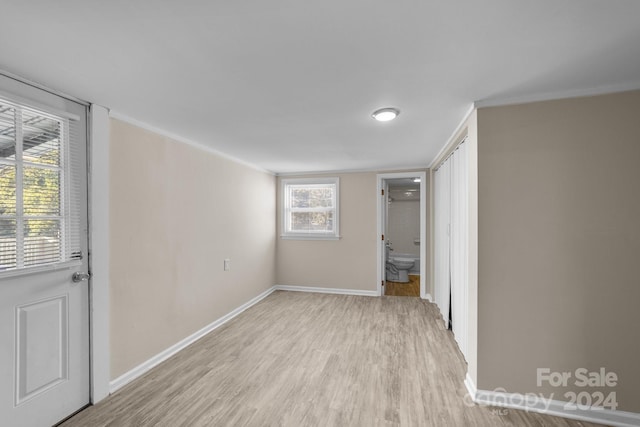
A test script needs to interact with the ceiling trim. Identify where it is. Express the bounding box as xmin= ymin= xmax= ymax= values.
xmin=429 ymin=104 xmax=475 ymax=169
xmin=276 ymin=166 xmax=428 ymax=177
xmin=108 ymin=110 xmax=275 ymax=176
xmin=475 ymin=81 xmax=640 ymax=109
